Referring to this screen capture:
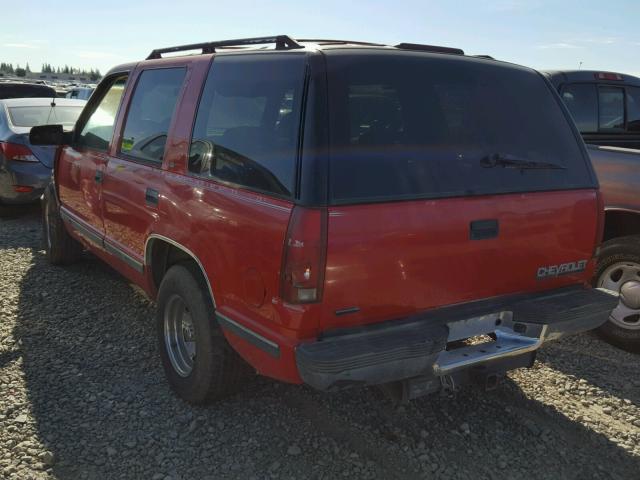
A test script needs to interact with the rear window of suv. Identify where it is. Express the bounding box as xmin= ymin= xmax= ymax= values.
xmin=327 ymin=51 xmax=594 ymax=204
